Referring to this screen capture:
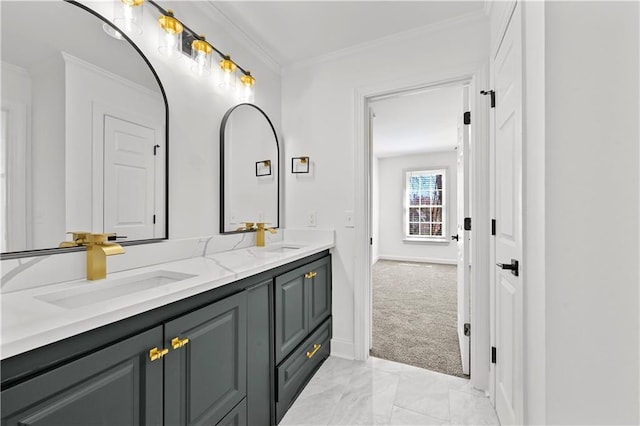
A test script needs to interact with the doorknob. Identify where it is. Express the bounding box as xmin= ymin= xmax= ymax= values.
xmin=496 ymin=259 xmax=519 ymax=277
xmin=451 ymin=234 xmax=459 ymax=241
